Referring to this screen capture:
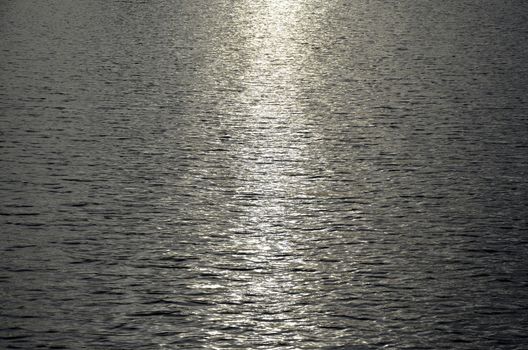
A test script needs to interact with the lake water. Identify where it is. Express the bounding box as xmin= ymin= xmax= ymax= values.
xmin=1 ymin=0 xmax=528 ymax=349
